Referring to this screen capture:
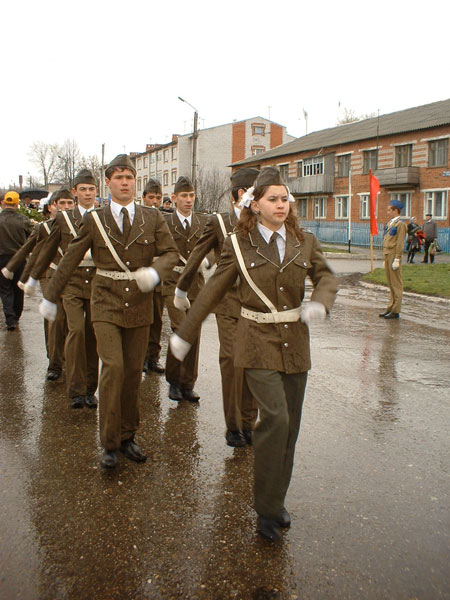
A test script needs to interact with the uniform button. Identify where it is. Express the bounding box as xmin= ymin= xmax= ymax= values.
xmin=125 ymin=246 xmax=128 ymax=250
xmin=125 ymin=287 xmax=130 ymax=292
xmin=303 ymin=261 xmax=307 ymax=267
xmin=279 ymin=286 xmax=284 ymax=291
xmin=284 ymin=324 xmax=288 ymax=329
xmin=145 ymin=240 xmax=149 ymax=244
xmin=250 ymin=262 xmax=255 ymax=267
xmin=283 ymin=305 xmax=288 ymax=310
xmin=283 ymin=342 xmax=289 ymax=347
xmin=86 ymin=268 xmax=90 ymax=272
xmin=125 ymin=303 xmax=129 ymax=307
xmin=126 ymin=261 xmax=130 ymax=266
xmin=85 ymin=280 xmax=89 ymax=284
xmin=187 ymin=250 xmax=190 ymax=254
